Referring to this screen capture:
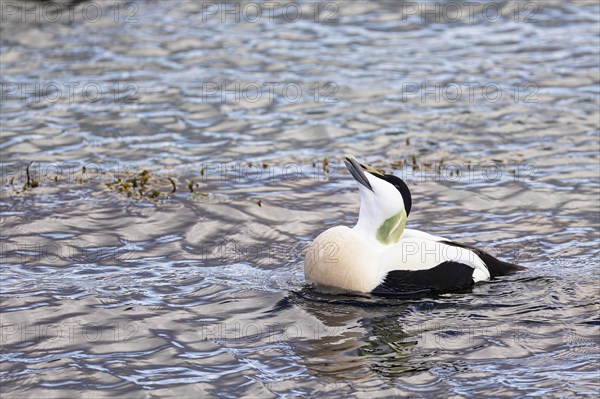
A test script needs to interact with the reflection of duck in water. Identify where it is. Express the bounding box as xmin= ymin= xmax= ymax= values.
xmin=273 ymin=290 xmax=421 ymax=383
xmin=305 ymin=156 xmax=524 ymax=295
